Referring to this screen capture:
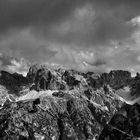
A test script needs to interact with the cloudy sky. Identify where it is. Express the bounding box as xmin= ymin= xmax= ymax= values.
xmin=1 ymin=0 xmax=140 ymax=76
